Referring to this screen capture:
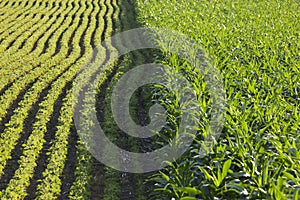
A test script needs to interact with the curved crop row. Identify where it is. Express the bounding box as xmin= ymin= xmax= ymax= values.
xmin=0 ymin=0 xmax=88 ymax=177
xmin=115 ymin=2 xmax=154 ymax=199
xmin=0 ymin=1 xmax=25 ymax=21
xmin=98 ymin=0 xmax=123 ymax=199
xmin=35 ymin=1 xmax=100 ymax=198
xmin=0 ymin=0 xmax=81 ymax=118
xmin=0 ymin=1 xmax=94 ymax=198
xmin=0 ymin=1 xmax=59 ymax=58
xmin=0 ymin=0 xmax=47 ymax=41
xmin=0 ymin=0 xmax=159 ymax=199
xmin=100 ymin=0 xmax=149 ymax=199
xmin=0 ymin=1 xmax=63 ymax=69
xmin=0 ymin=0 xmax=39 ymax=25
xmin=0 ymin=6 xmax=51 ymax=60
xmin=69 ymin=0 xmax=152 ymax=198
xmin=0 ymin=1 xmax=72 ymax=73
xmin=0 ymin=0 xmax=13 ymax=10
xmin=68 ymin=0 xmax=113 ymax=198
